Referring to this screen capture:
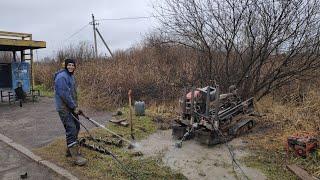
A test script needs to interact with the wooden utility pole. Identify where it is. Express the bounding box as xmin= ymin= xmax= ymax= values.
xmin=91 ymin=14 xmax=98 ymax=57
